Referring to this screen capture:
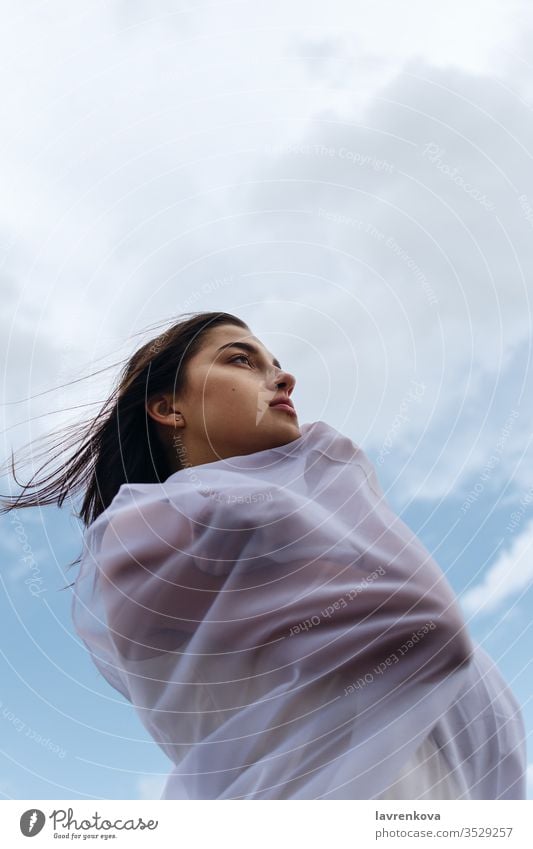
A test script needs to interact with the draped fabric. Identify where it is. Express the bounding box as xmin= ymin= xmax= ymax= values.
xmin=71 ymin=420 xmax=526 ymax=799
